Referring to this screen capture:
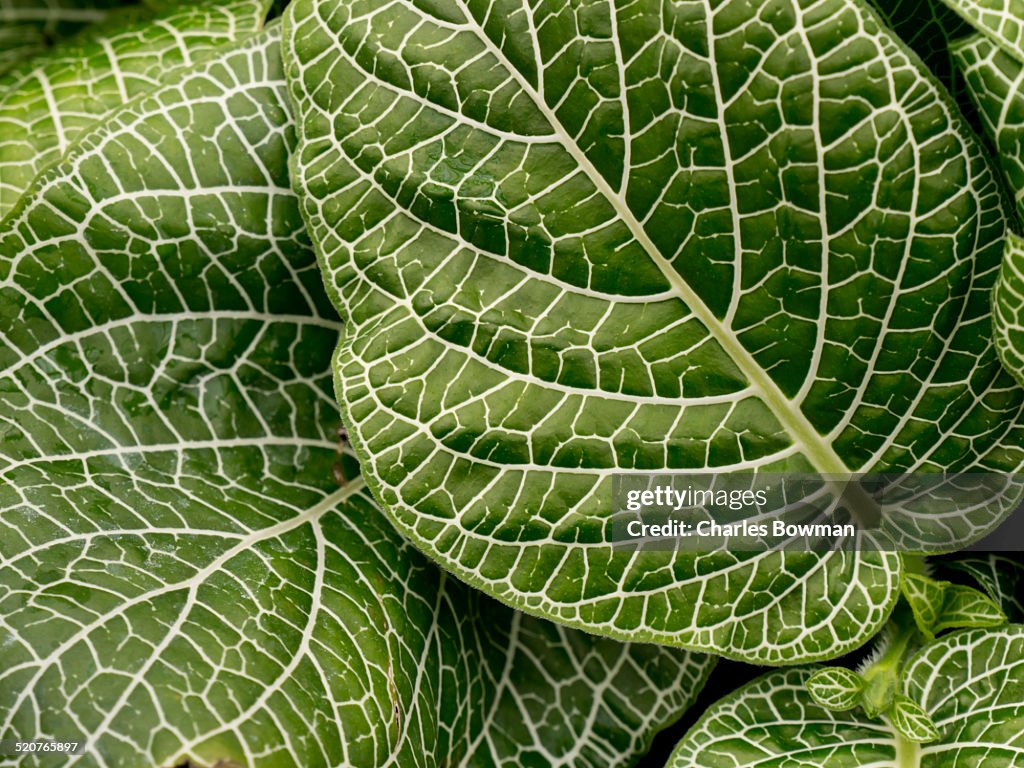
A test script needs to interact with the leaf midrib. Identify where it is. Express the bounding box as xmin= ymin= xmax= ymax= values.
xmin=1 ymin=476 xmax=369 ymax=735
xmin=449 ymin=0 xmax=850 ymax=476
xmin=20 ymin=477 xmax=370 ymax=744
